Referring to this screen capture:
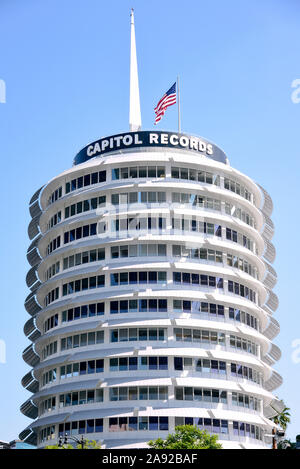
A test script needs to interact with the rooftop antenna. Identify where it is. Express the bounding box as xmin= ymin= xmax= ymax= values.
xmin=129 ymin=8 xmax=142 ymax=131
